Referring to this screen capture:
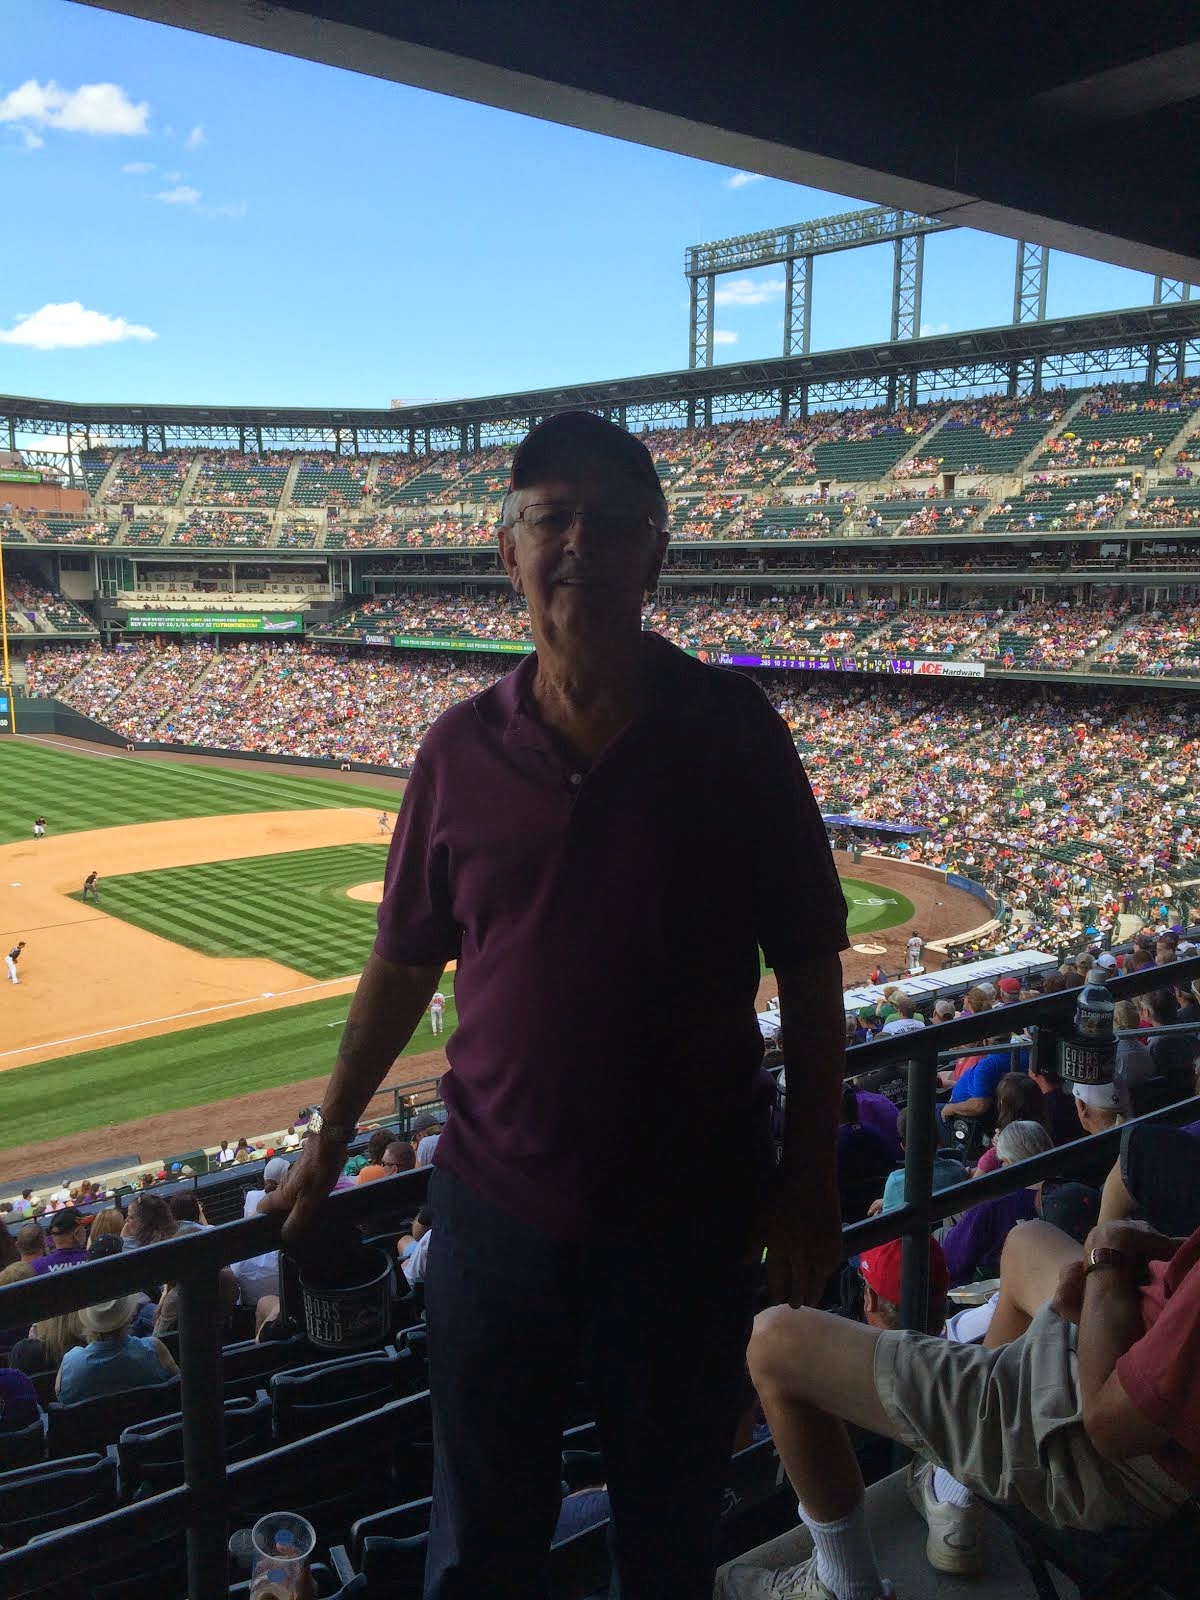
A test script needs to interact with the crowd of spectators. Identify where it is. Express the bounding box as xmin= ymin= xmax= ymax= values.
xmin=4 ymin=575 xmax=93 ymax=633
xmin=102 ymin=450 xmax=192 ymax=505
xmin=173 ymin=510 xmax=273 ymax=547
